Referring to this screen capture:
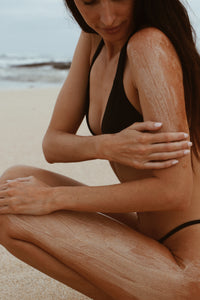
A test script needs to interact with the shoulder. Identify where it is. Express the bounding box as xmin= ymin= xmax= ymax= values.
xmin=80 ymin=31 xmax=102 ymax=64
xmin=128 ymin=27 xmax=170 ymax=46
xmin=70 ymin=31 xmax=101 ymax=69
xmin=127 ymin=27 xmax=180 ymax=67
xmin=127 ymin=27 xmax=174 ymax=55
xmin=127 ymin=27 xmax=182 ymax=79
